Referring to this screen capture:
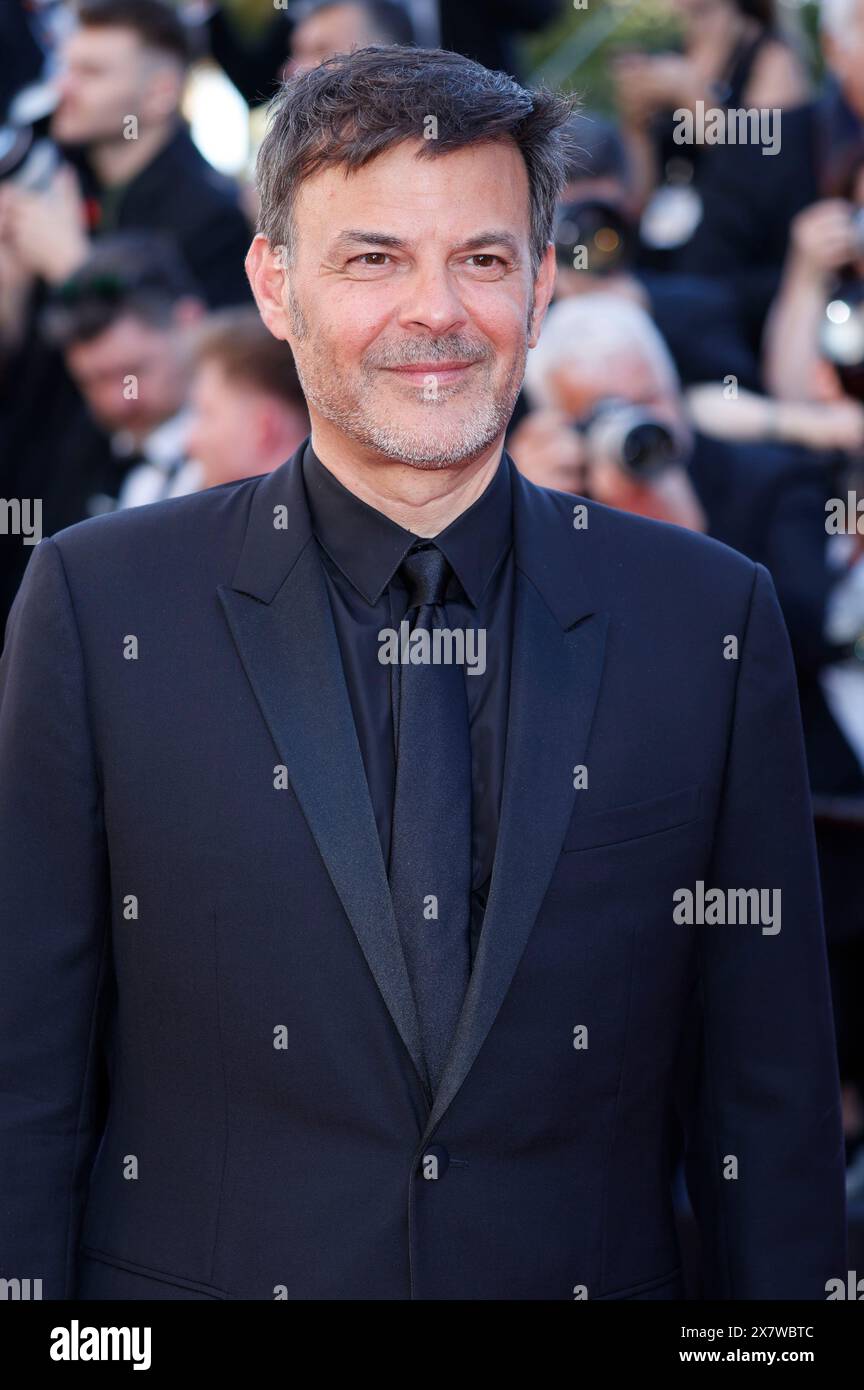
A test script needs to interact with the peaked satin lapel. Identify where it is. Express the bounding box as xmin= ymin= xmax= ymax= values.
xmin=216 ymin=443 xmax=608 ymax=1130
xmin=217 ymin=442 xmax=431 ymax=1102
xmin=420 ymin=460 xmax=609 ymax=1143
